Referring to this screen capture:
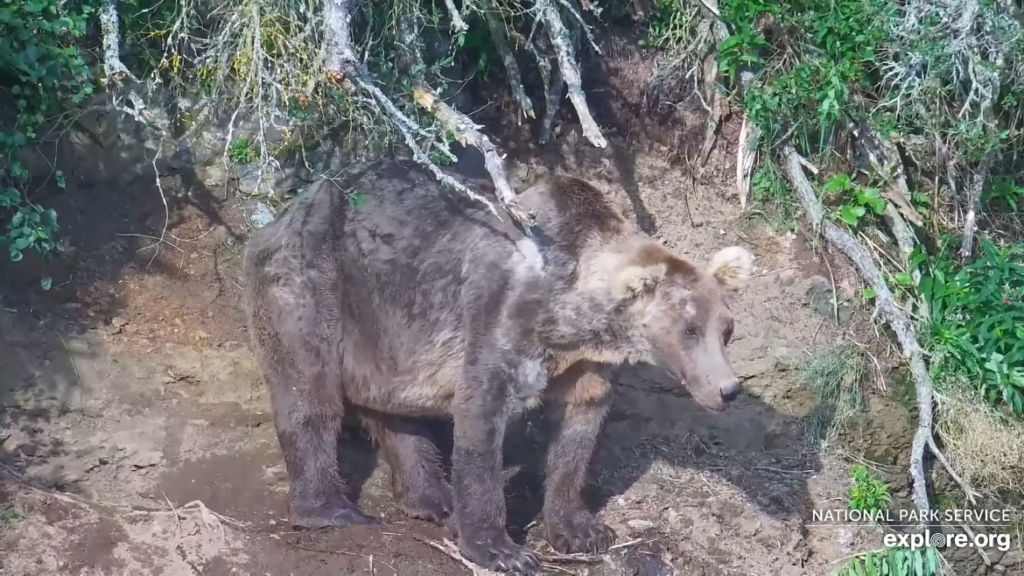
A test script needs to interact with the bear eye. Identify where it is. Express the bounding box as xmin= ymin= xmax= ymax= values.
xmin=685 ymin=326 xmax=699 ymax=338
